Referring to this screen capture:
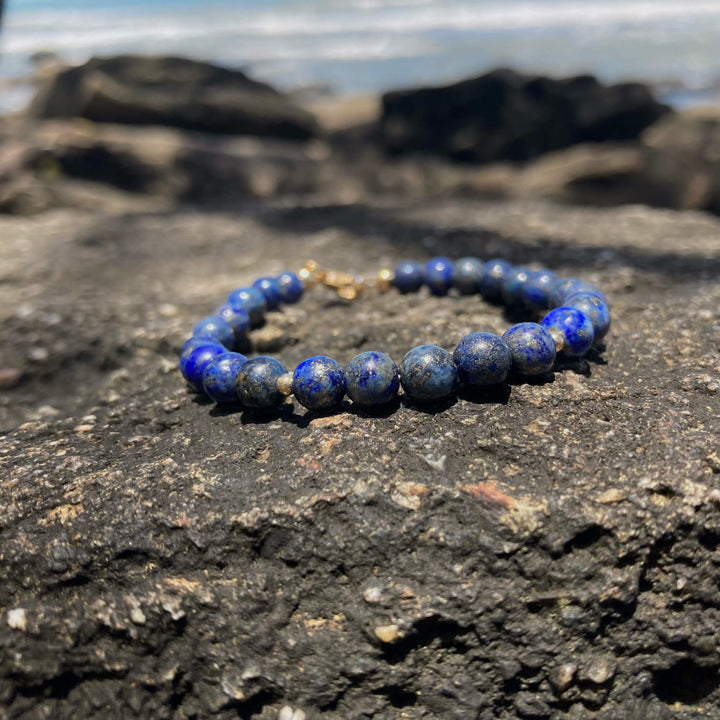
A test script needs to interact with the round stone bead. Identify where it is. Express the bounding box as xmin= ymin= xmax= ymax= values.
xmin=181 ymin=343 xmax=227 ymax=391
xmin=501 ymin=266 xmax=533 ymax=306
xmin=252 ymin=276 xmax=283 ymax=310
xmin=292 ymin=356 xmax=346 ymax=410
xmin=425 ymin=257 xmax=453 ymax=296
xmin=235 ymin=356 xmax=288 ymax=408
xmin=276 ymin=271 xmax=304 ymax=304
xmin=227 ymin=286 xmax=267 ymax=327
xmin=502 ymin=322 xmax=557 ymax=375
xmin=179 ymin=338 xmax=223 ymax=378
xmin=451 ymin=257 xmax=484 ymax=295
xmin=392 ymin=261 xmax=424 ymax=294
xmin=453 ymin=332 xmax=512 ymax=386
xmin=201 ymin=352 xmax=248 ymax=404
xmin=214 ymin=303 xmax=250 ymax=341
xmin=549 ymin=278 xmax=606 ymax=308
xmin=345 ymin=351 xmax=400 ymax=406
xmin=192 ymin=316 xmax=234 ymax=348
xmin=521 ymin=269 xmax=558 ymax=310
xmin=400 ymin=344 xmax=457 ymax=401
xmin=480 ymin=258 xmax=513 ymax=302
xmin=564 ymin=293 xmax=611 ymax=341
xmin=541 ymin=307 xmax=594 ymax=358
